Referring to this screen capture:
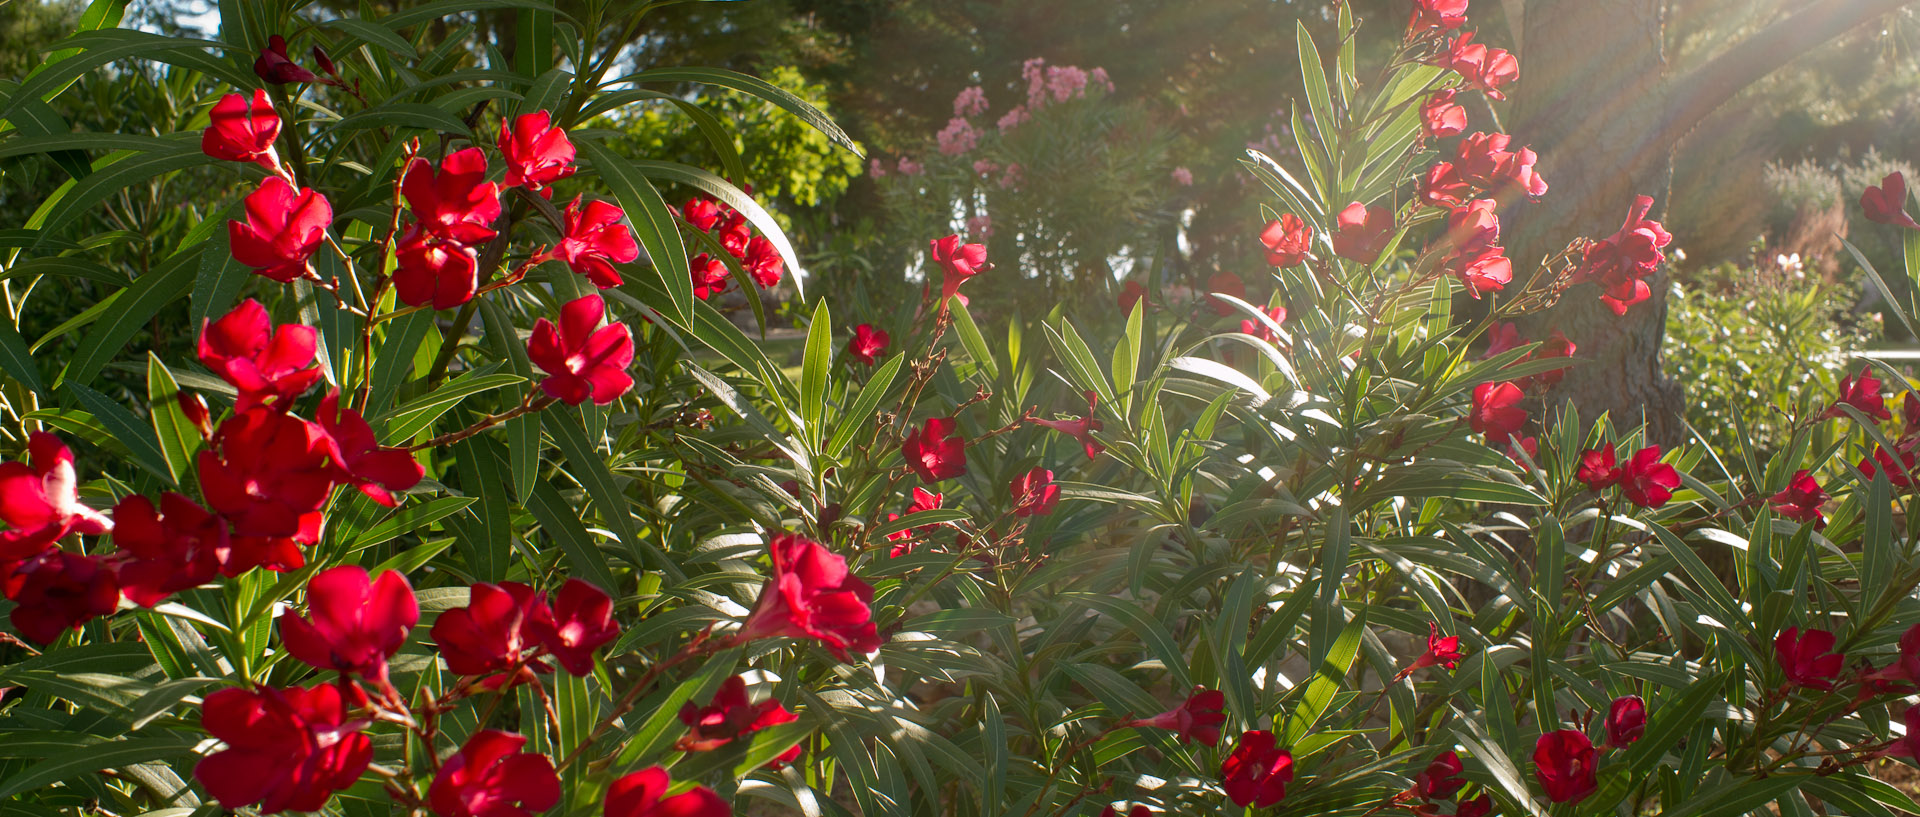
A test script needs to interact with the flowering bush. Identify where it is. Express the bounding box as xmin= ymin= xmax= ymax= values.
xmin=7 ymin=3 xmax=1920 ymax=817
